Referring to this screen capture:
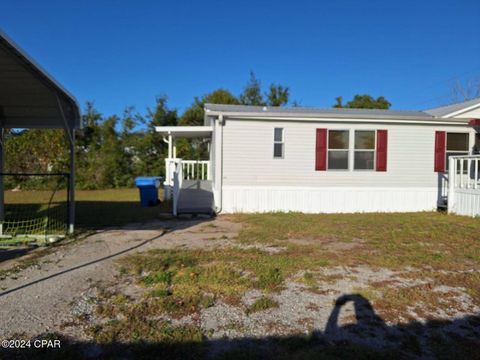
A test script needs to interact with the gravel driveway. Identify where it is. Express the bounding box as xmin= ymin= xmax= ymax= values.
xmin=0 ymin=217 xmax=231 ymax=338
